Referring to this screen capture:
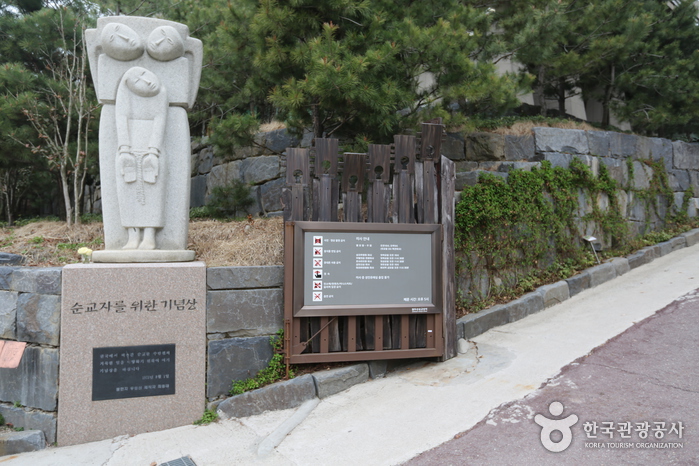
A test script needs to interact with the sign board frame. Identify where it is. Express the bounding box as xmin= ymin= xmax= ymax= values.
xmin=291 ymin=221 xmax=442 ymax=317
